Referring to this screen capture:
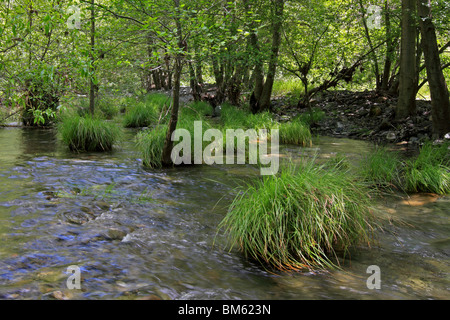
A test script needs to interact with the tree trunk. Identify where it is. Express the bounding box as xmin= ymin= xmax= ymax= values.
xmin=161 ymin=0 xmax=184 ymax=166
xmin=381 ymin=0 xmax=395 ymax=91
xmin=161 ymin=57 xmax=182 ymax=166
xmin=417 ymin=0 xmax=450 ymax=137
xmin=89 ymin=0 xmax=95 ymax=116
xmin=396 ymin=0 xmax=417 ymax=120
xmin=258 ymin=0 xmax=284 ymax=111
